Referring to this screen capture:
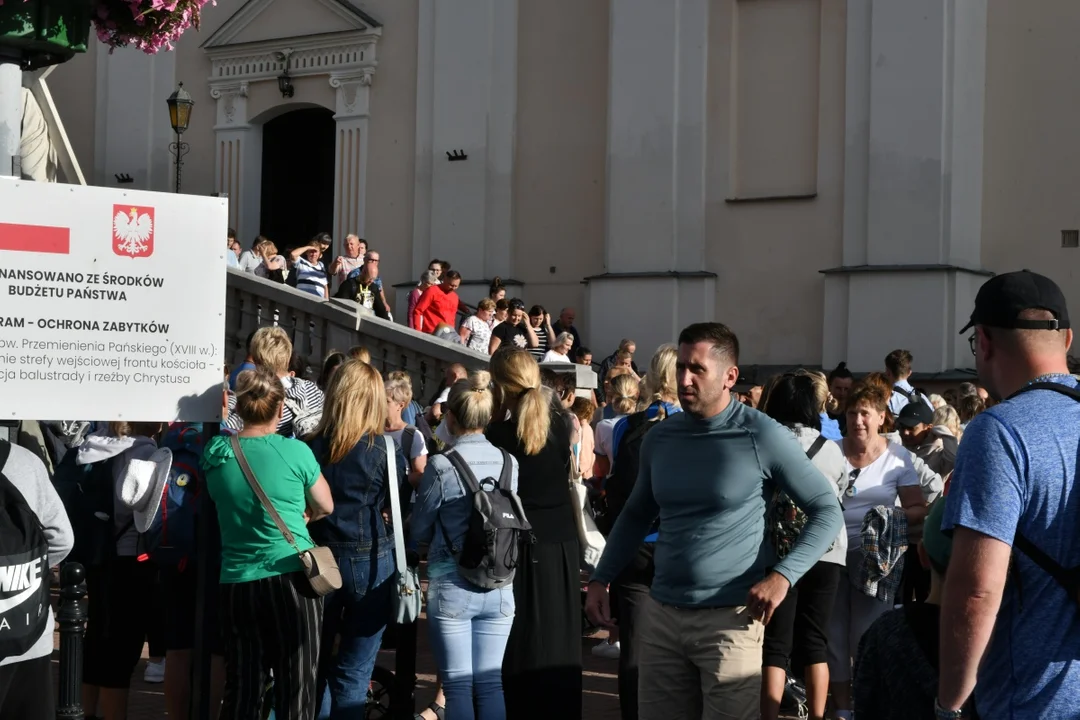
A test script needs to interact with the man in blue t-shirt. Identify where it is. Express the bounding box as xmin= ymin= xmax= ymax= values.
xmin=939 ymin=270 xmax=1080 ymax=720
